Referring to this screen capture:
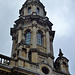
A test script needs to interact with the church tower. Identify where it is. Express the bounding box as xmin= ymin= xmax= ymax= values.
xmin=11 ymin=0 xmax=55 ymax=74
xmin=0 ymin=0 xmax=70 ymax=75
